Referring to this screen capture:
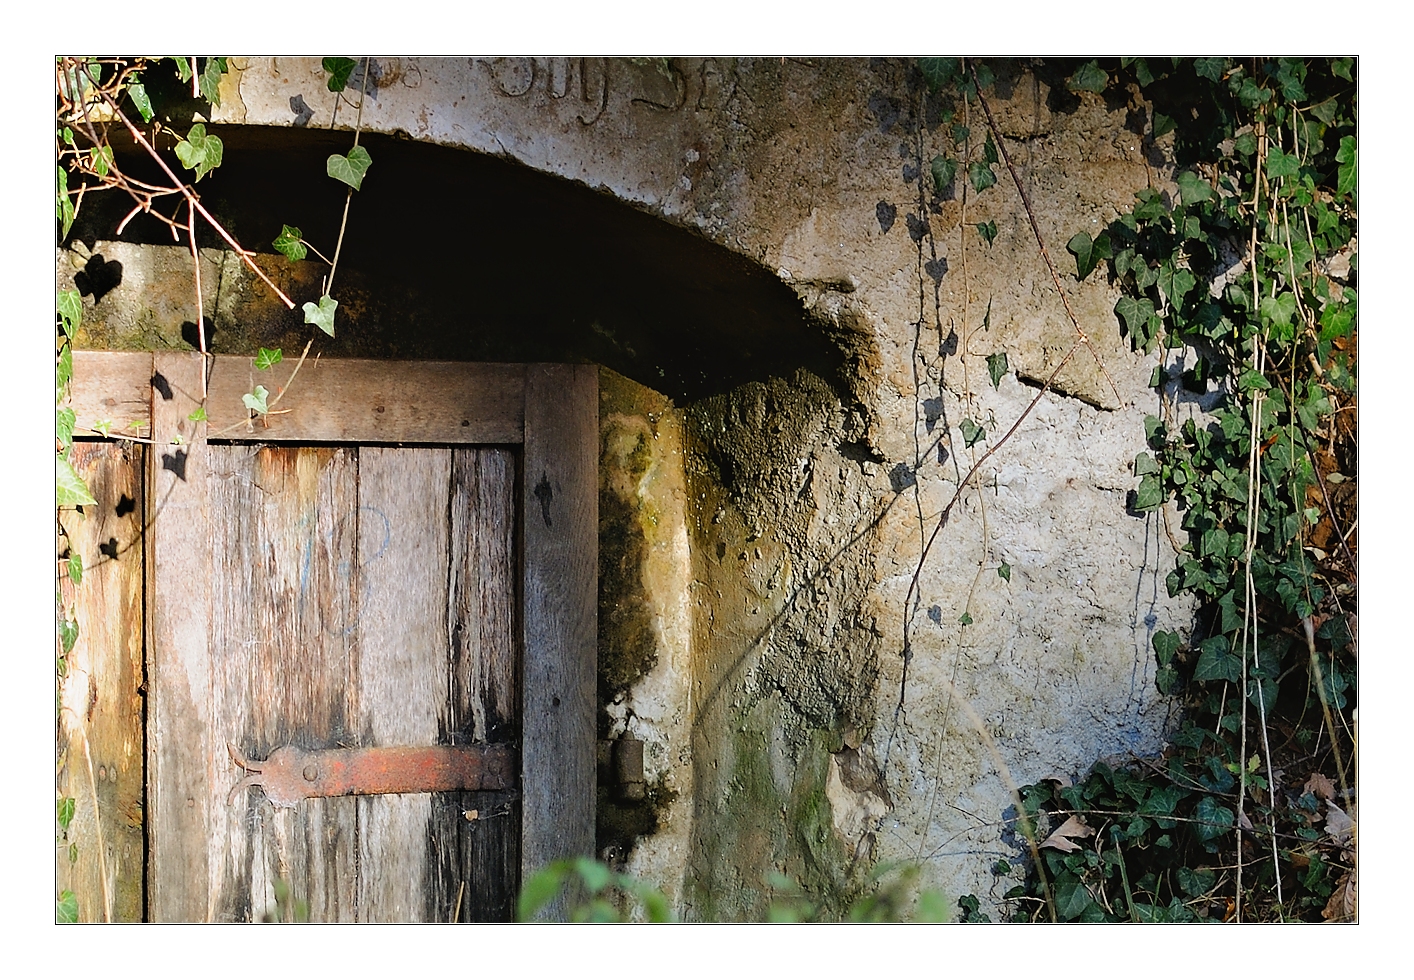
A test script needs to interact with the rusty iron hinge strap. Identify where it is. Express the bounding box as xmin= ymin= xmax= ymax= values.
xmin=228 ymin=743 xmax=515 ymax=809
